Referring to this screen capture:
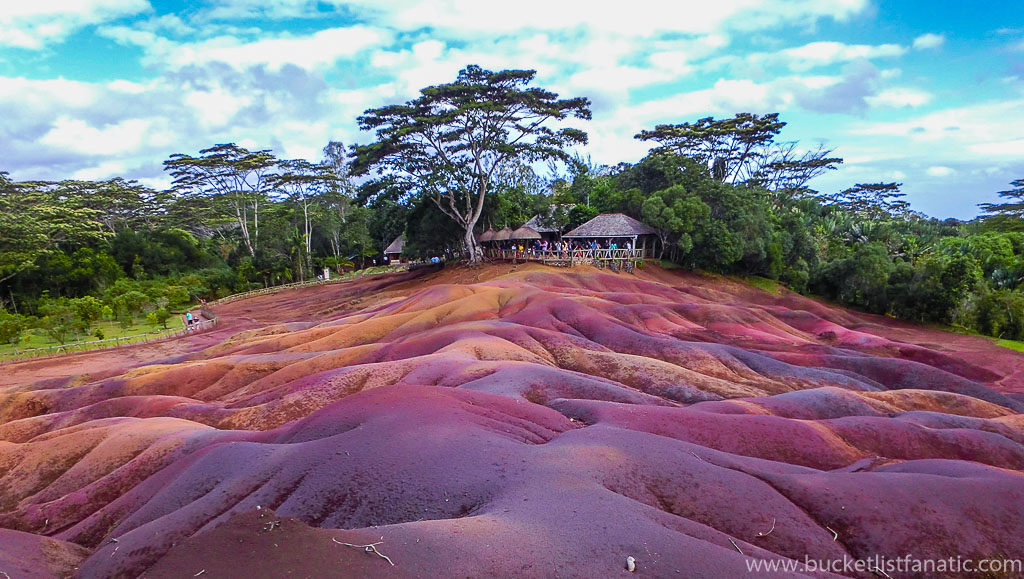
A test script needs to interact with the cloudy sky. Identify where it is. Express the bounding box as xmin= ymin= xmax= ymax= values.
xmin=1 ymin=1 xmax=1022 ymax=218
